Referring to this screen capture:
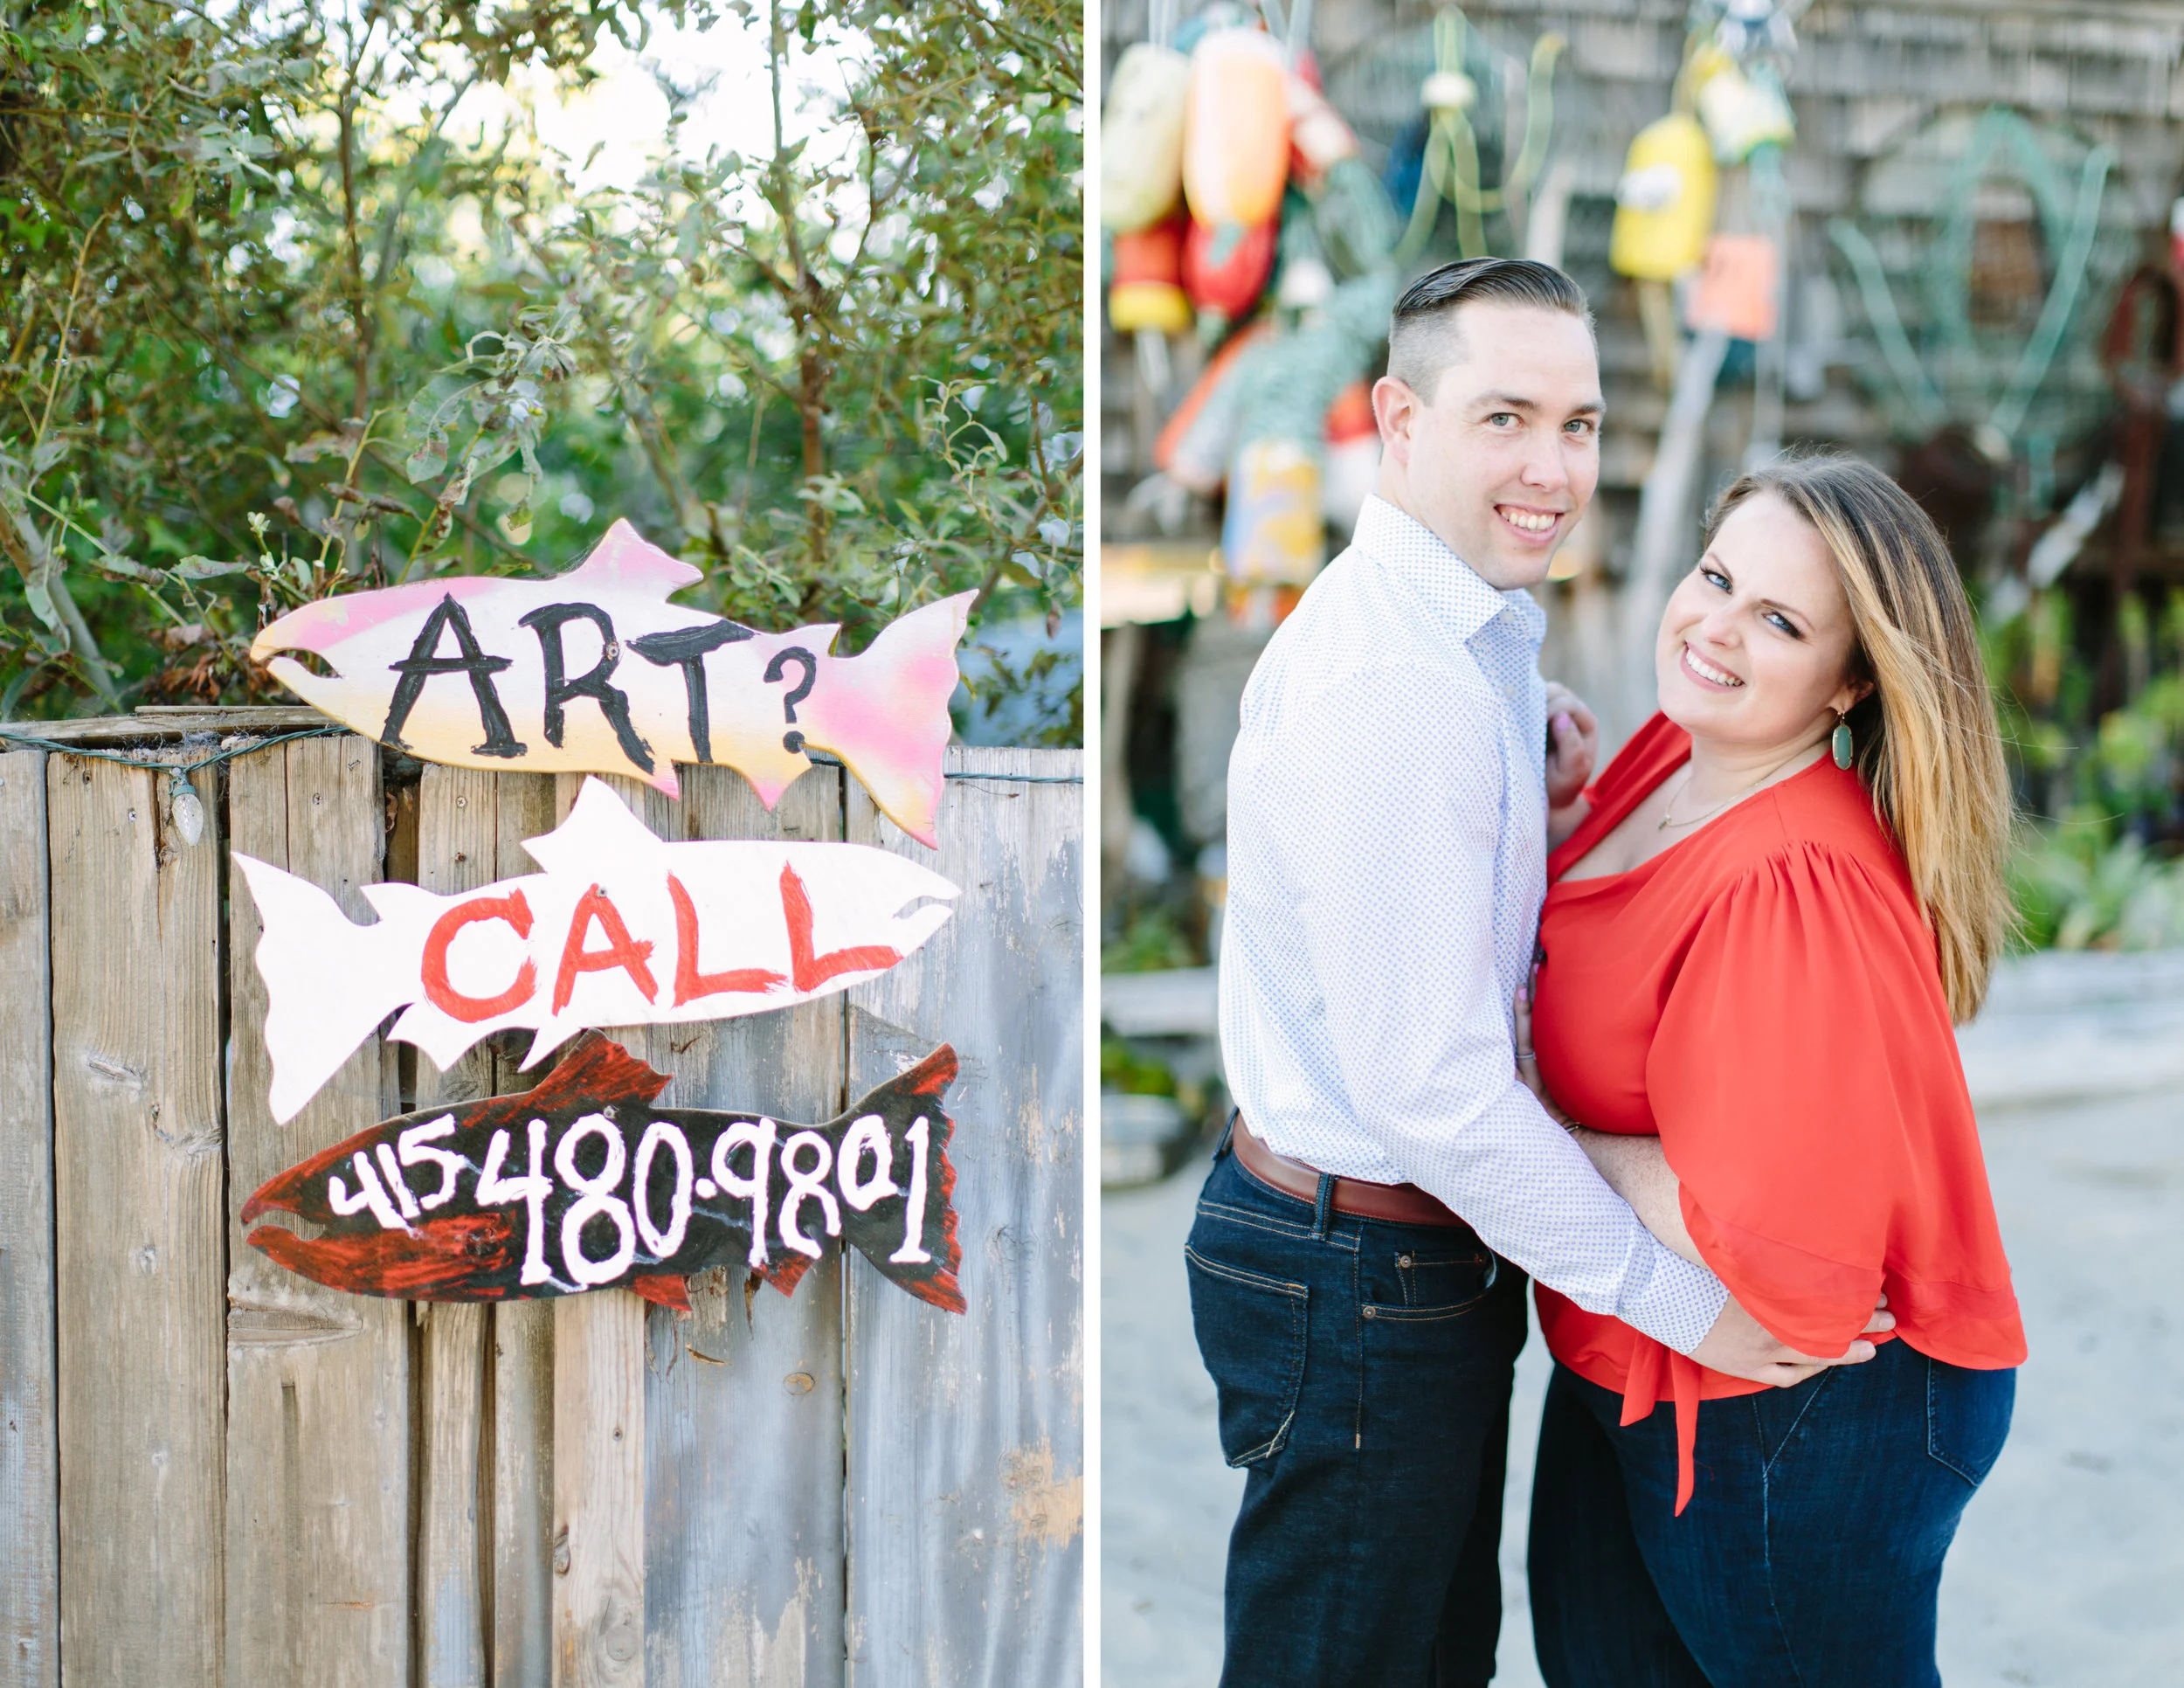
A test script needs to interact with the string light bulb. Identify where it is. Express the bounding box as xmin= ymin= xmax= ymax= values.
xmin=168 ymin=765 xmax=205 ymax=847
